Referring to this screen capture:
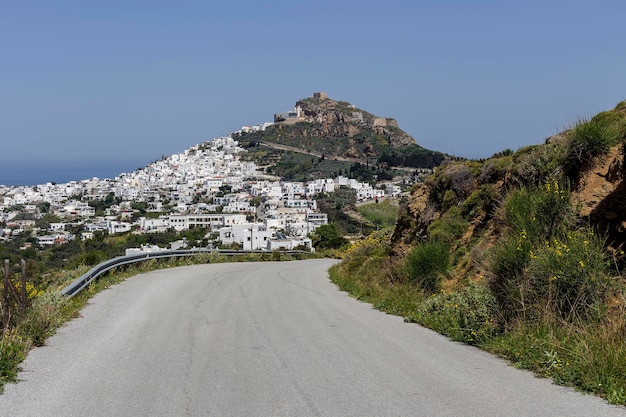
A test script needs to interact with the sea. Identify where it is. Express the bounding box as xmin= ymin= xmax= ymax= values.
xmin=0 ymin=159 xmax=150 ymax=187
